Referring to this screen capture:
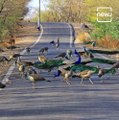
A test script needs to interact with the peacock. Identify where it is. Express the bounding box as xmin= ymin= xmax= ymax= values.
xmin=17 ymin=63 xmax=26 ymax=77
xmin=91 ymin=58 xmax=116 ymax=65
xmin=50 ymin=38 xmax=60 ymax=48
xmin=24 ymin=72 xmax=51 ymax=88
xmin=55 ymin=37 xmax=60 ymax=48
xmin=62 ymin=49 xmax=81 ymax=65
xmin=25 ymin=47 xmax=31 ymax=54
xmin=26 ymin=66 xmax=38 ymax=75
xmin=55 ymin=50 xmax=72 ymax=60
xmin=38 ymin=55 xmax=47 ymax=63
xmin=16 ymin=60 xmax=34 ymax=77
xmin=72 ymin=70 xmax=95 ymax=84
xmin=16 ymin=59 xmax=34 ymax=66
xmin=54 ymin=65 xmax=73 ymax=85
xmin=0 ymin=79 xmax=12 ymax=89
xmin=34 ymin=49 xmax=81 ymax=71
xmin=7 ymin=46 xmax=20 ymax=50
xmin=87 ymin=48 xmax=119 ymax=55
xmin=66 ymin=64 xmax=116 ymax=78
xmin=83 ymin=41 xmax=96 ymax=47
xmin=39 ymin=47 xmax=48 ymax=54
xmin=0 ymin=48 xmax=4 ymax=52
xmin=50 ymin=40 xmax=55 ymax=46
xmin=9 ymin=54 xmax=22 ymax=64
xmin=111 ymin=61 xmax=119 ymax=69
xmin=83 ymin=46 xmax=94 ymax=58
xmin=34 ymin=49 xmax=84 ymax=72
xmin=0 ymin=56 xmax=9 ymax=63
xmin=76 ymin=47 xmax=94 ymax=59
xmin=34 ymin=59 xmax=64 ymax=72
